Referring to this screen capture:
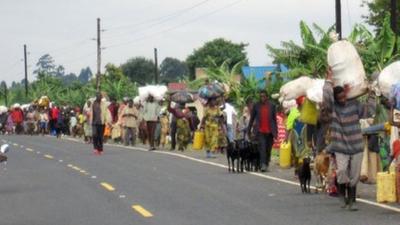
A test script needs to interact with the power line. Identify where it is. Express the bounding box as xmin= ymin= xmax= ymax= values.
xmin=105 ymin=0 xmax=244 ymax=50
xmin=104 ymin=0 xmax=212 ymax=32
xmin=102 ymin=0 xmax=212 ymax=41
